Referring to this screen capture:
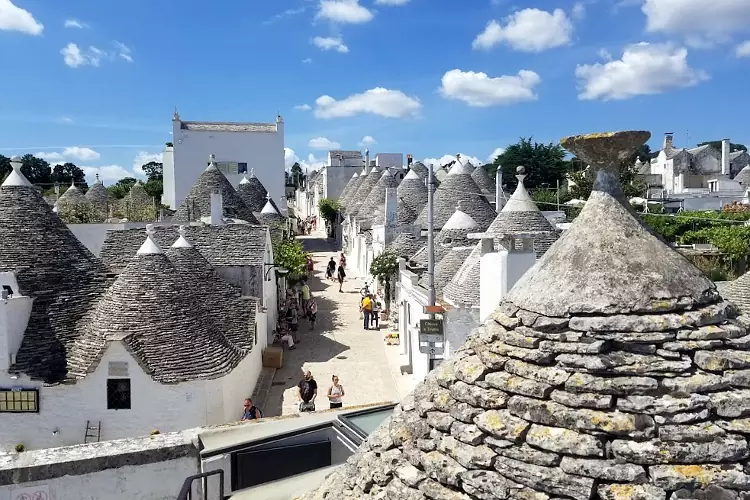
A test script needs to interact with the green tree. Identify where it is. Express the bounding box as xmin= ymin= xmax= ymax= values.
xmin=20 ymin=154 xmax=52 ymax=185
xmin=141 ymin=161 xmax=163 ymax=181
xmin=289 ymin=162 xmax=305 ymax=188
xmin=370 ymin=251 xmax=399 ymax=307
xmin=0 ymin=155 xmax=10 ymax=181
xmin=51 ymin=162 xmax=87 ymax=189
xmin=143 ymin=179 xmax=163 ymax=201
xmin=488 ymin=138 xmax=568 ymax=191
xmin=318 ymin=198 xmax=341 ymax=224
xmin=272 ymin=238 xmax=307 ymax=282
xmin=107 ymin=177 xmax=138 ymax=199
